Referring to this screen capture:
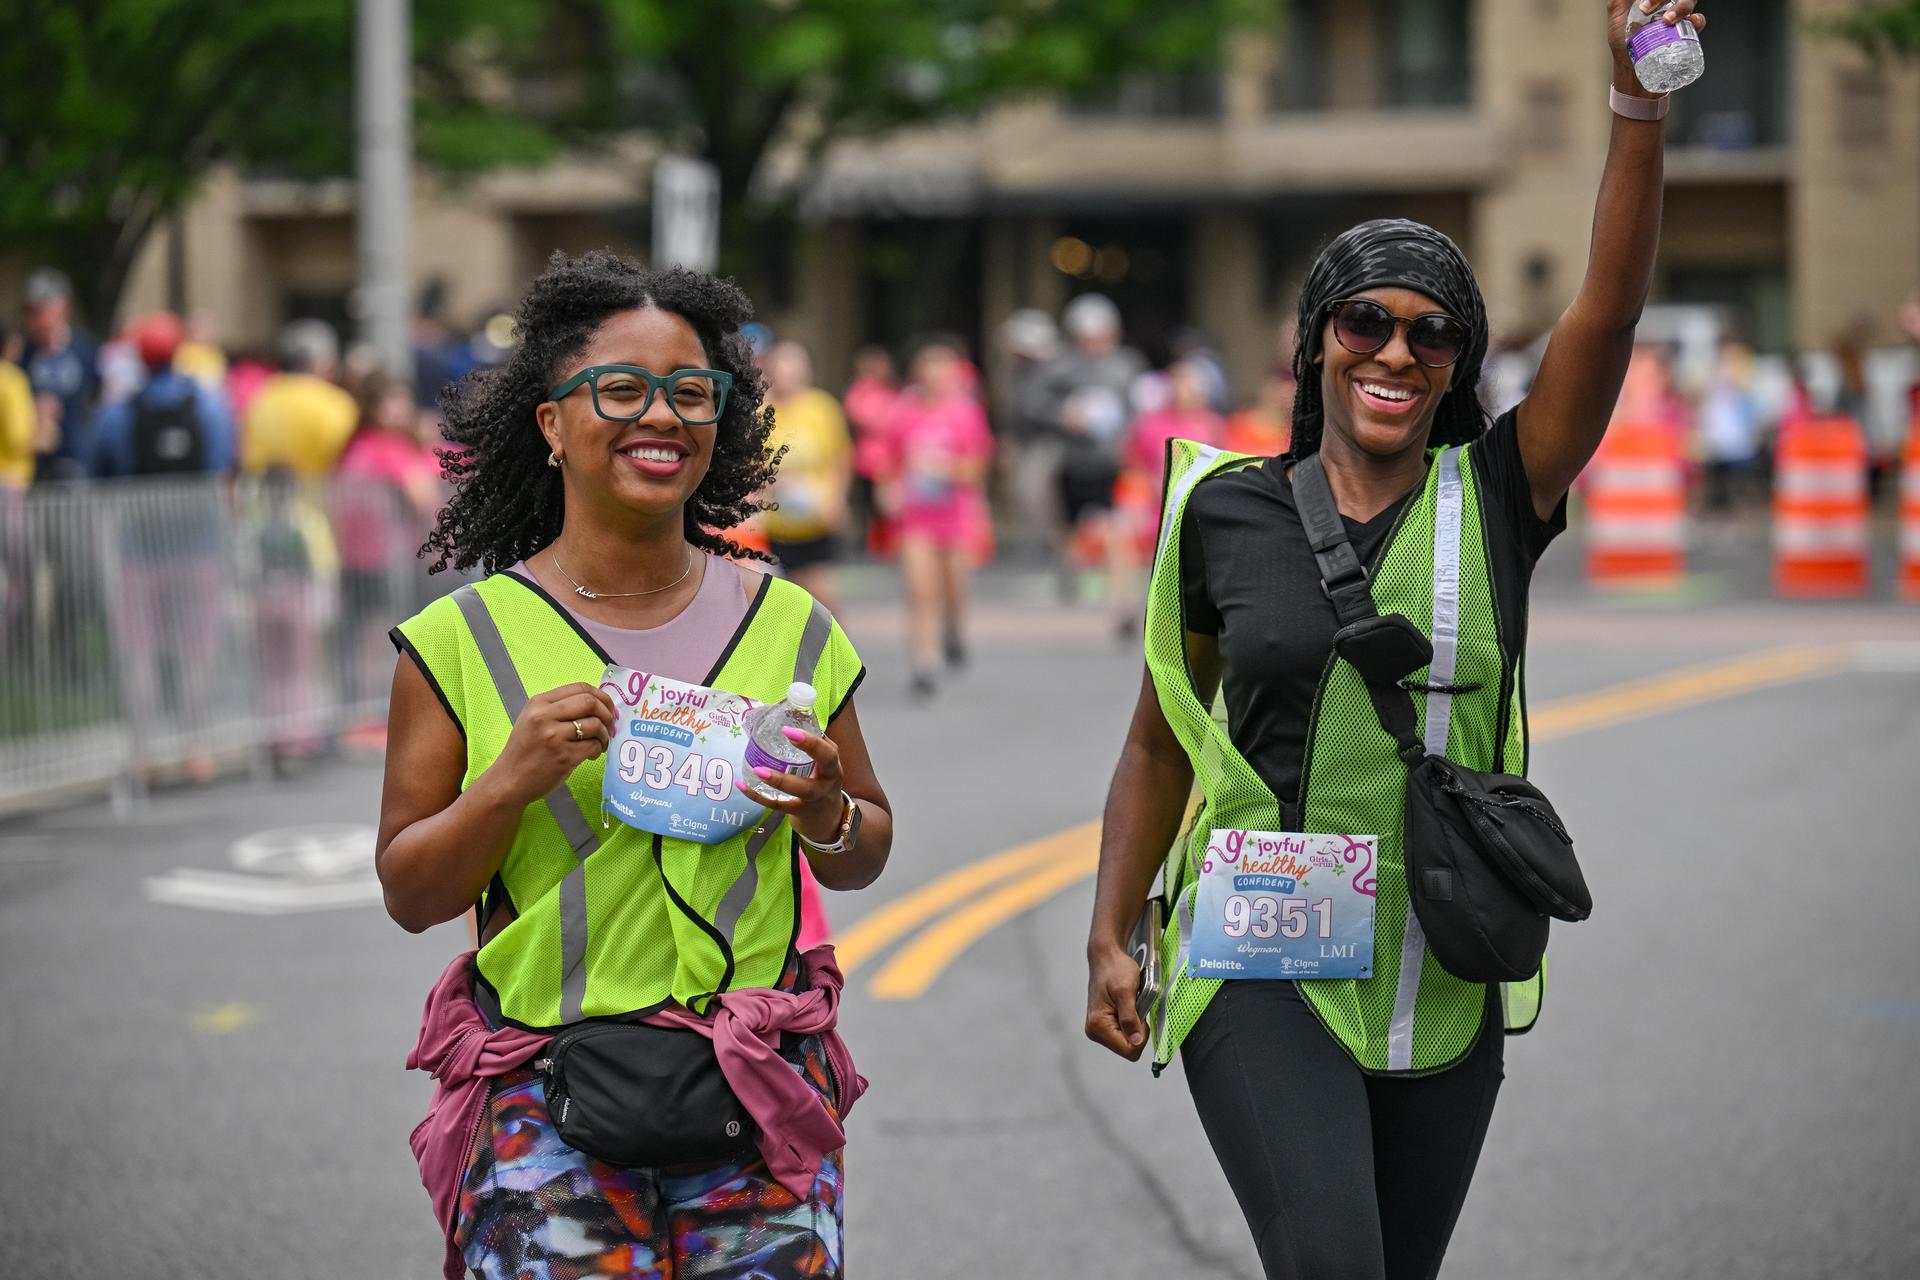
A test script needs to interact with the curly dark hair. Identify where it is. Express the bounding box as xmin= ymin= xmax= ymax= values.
xmin=422 ymin=251 xmax=780 ymax=575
